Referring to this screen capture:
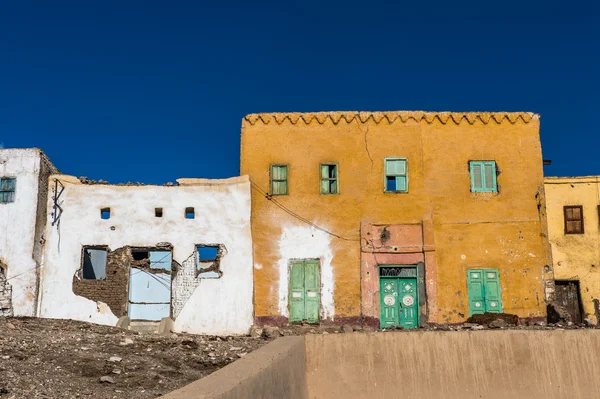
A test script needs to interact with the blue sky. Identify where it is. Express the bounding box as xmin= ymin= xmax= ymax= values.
xmin=1 ymin=0 xmax=598 ymax=183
